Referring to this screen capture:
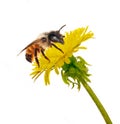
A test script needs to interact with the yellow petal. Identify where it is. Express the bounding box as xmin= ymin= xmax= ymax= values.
xmin=44 ymin=69 xmax=51 ymax=85
xmin=54 ymin=67 xmax=59 ymax=75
